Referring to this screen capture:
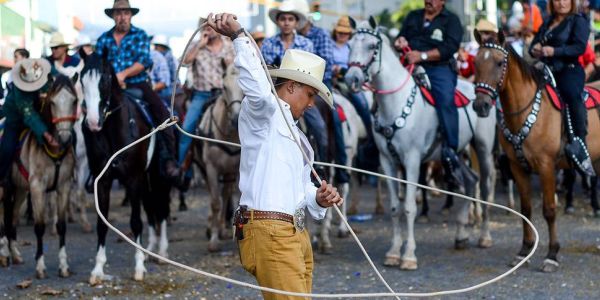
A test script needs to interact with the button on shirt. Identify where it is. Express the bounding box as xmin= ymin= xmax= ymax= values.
xmin=235 ymin=37 xmax=326 ymax=220
xmin=398 ymin=8 xmax=463 ymax=66
xmin=95 ymin=25 xmax=153 ymax=84
xmin=261 ymin=33 xmax=314 ymax=67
